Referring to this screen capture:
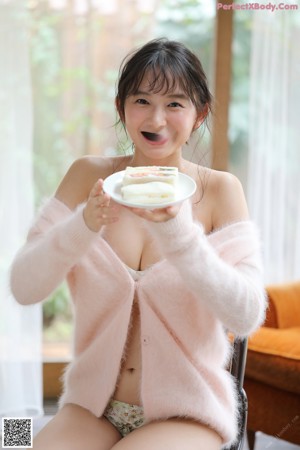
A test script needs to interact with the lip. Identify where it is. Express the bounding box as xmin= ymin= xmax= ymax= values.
xmin=141 ymin=131 xmax=168 ymax=146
